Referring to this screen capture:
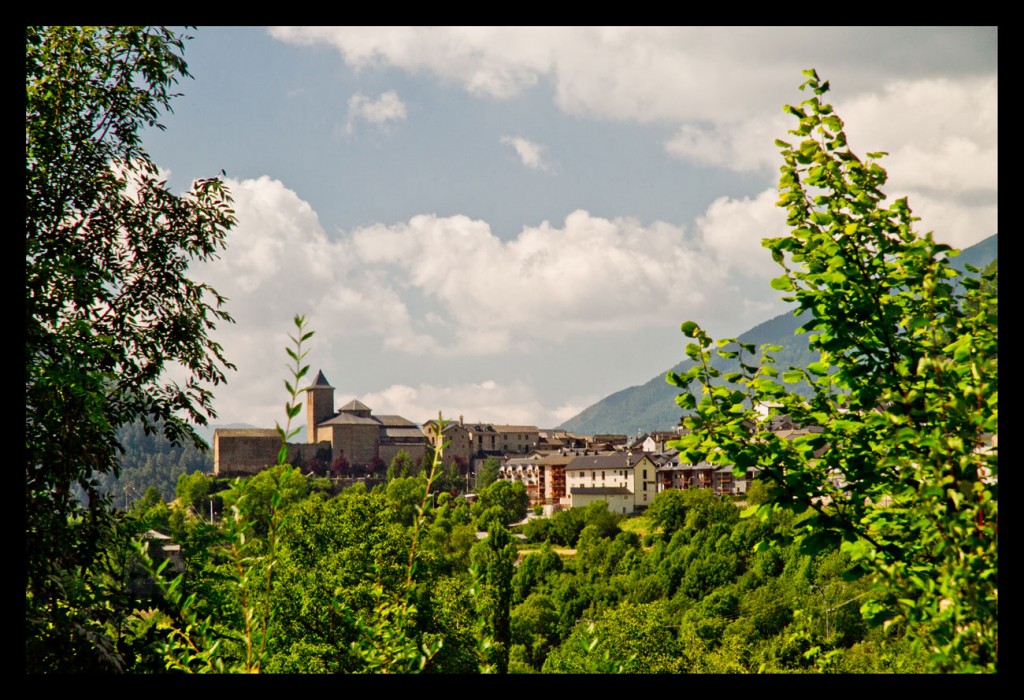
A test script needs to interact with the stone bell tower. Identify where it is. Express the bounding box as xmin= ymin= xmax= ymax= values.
xmin=306 ymin=369 xmax=335 ymax=444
